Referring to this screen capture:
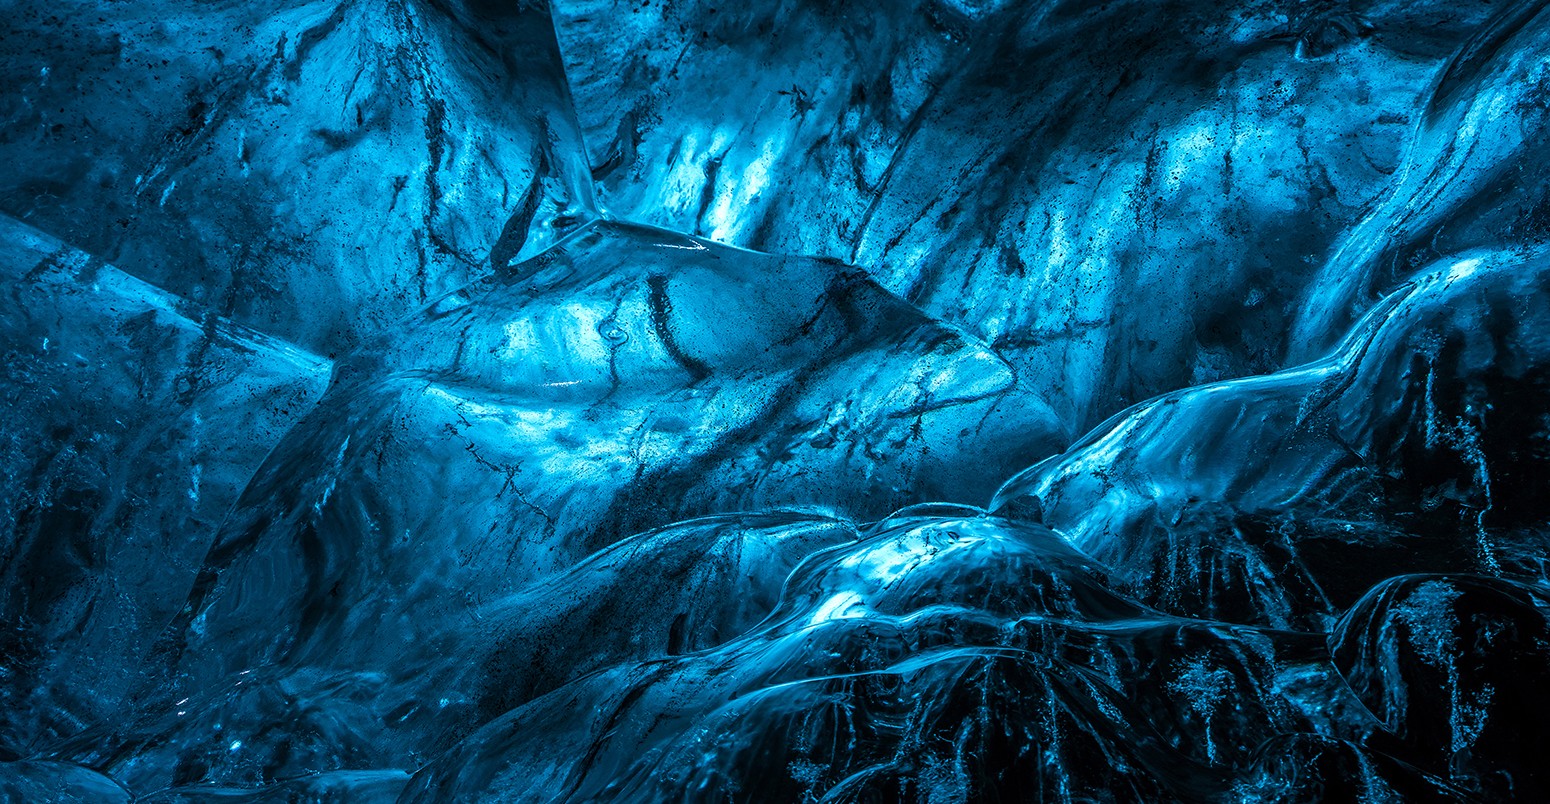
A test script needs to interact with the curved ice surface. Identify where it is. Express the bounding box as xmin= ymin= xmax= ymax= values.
xmin=0 ymin=215 xmax=329 ymax=753
xmin=6 ymin=0 xmax=1550 ymax=801
xmin=1293 ymin=0 xmax=1550 ymax=356
xmin=994 ymin=246 xmax=1550 ymax=629
xmin=556 ymin=0 xmax=1501 ymax=428
xmin=0 ymin=0 xmax=594 ymax=355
